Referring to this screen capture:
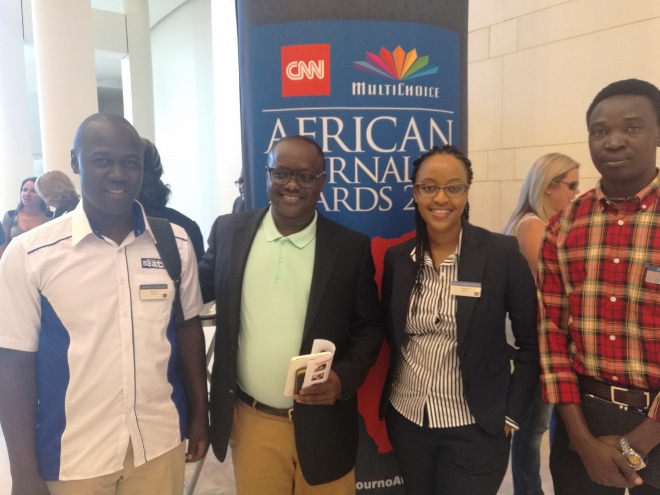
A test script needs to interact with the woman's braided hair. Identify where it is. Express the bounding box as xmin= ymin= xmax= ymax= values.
xmin=410 ymin=145 xmax=474 ymax=313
